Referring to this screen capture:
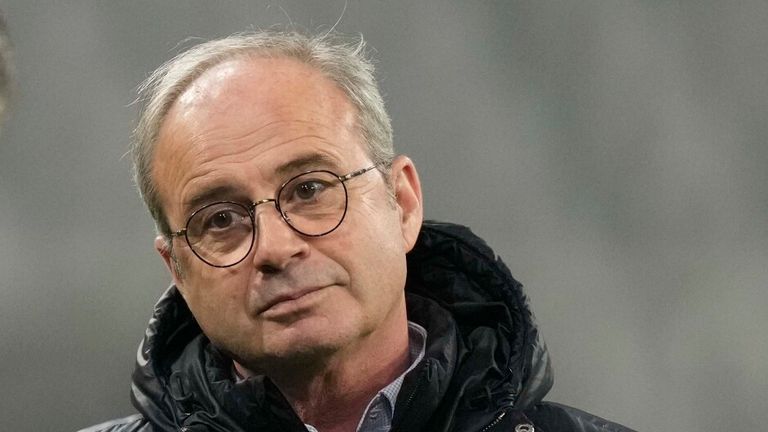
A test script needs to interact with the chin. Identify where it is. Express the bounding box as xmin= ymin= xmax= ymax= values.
xmin=240 ymin=340 xmax=342 ymax=373
xmin=235 ymin=324 xmax=356 ymax=369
